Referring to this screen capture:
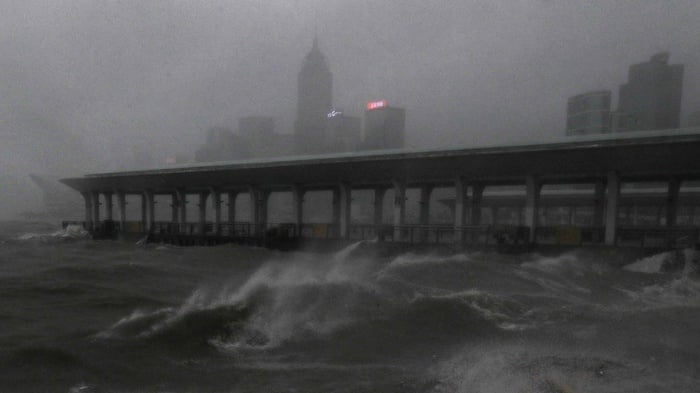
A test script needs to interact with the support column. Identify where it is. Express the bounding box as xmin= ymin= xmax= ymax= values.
xmin=140 ymin=193 xmax=147 ymax=231
xmin=143 ymin=190 xmax=155 ymax=233
xmin=666 ymin=179 xmax=681 ymax=227
xmin=332 ymin=188 xmax=341 ymax=237
xmin=470 ymin=184 xmax=484 ymax=225
xmin=292 ymin=186 xmax=304 ymax=237
xmin=593 ymin=181 xmax=605 ymax=228
xmin=248 ymin=187 xmax=268 ymax=236
xmin=227 ymin=191 xmax=238 ymax=224
xmin=338 ymin=183 xmax=352 ymax=238
xmin=176 ymin=189 xmax=187 ymax=231
xmin=524 ymin=176 xmax=541 ymax=243
xmin=170 ymin=192 xmax=179 ymax=224
xmin=198 ymin=192 xmax=208 ymax=235
xmin=373 ymin=188 xmax=386 ymax=226
xmin=116 ymin=192 xmax=126 ymax=232
xmin=419 ymin=185 xmax=433 ymax=242
xmin=392 ymin=180 xmax=406 ymax=241
xmin=81 ymin=192 xmax=93 ymax=230
xmin=210 ymin=189 xmax=221 ymax=235
xmin=104 ymin=193 xmax=113 ymax=221
xmin=90 ymin=192 xmax=101 ymax=232
xmin=605 ymin=171 xmax=620 ymax=245
xmin=454 ymin=177 xmax=467 ymax=245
